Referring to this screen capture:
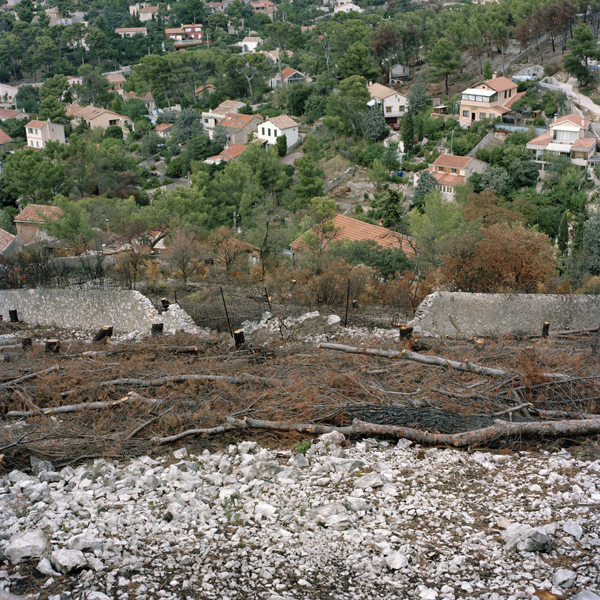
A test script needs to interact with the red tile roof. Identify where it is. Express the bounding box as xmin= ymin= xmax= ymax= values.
xmin=14 ymin=204 xmax=63 ymax=223
xmin=503 ymin=91 xmax=526 ymax=109
xmin=267 ymin=114 xmax=297 ymax=129
xmin=571 ymin=137 xmax=597 ymax=150
xmin=0 ymin=228 xmax=15 ymax=253
xmin=0 ymin=129 xmax=13 ymax=145
xmin=221 ymin=114 xmax=261 ymax=129
xmin=527 ymin=132 xmax=552 ymax=146
xmin=26 ymin=120 xmax=47 ymax=129
xmin=0 ymin=108 xmax=21 ymax=119
xmin=432 ymin=154 xmax=473 ymax=168
xmin=281 ymin=66 xmax=301 ymax=80
xmin=155 ymin=123 xmax=173 ymax=131
xmin=484 ymin=76 xmax=517 ymax=92
xmin=552 ymin=114 xmax=590 ymax=129
xmin=429 ymin=170 xmax=466 ymax=187
xmin=290 ymin=214 xmax=415 ymax=257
